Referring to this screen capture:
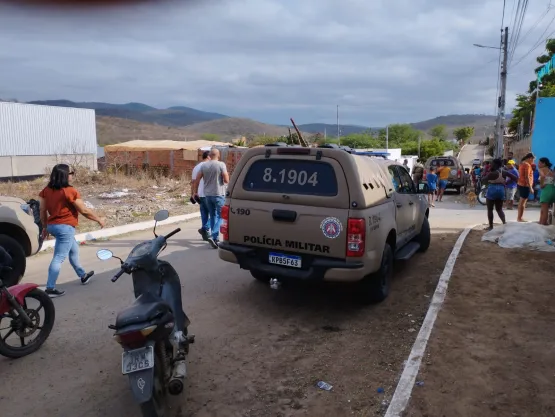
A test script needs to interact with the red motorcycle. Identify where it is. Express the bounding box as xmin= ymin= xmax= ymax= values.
xmin=0 ymin=247 xmax=55 ymax=359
